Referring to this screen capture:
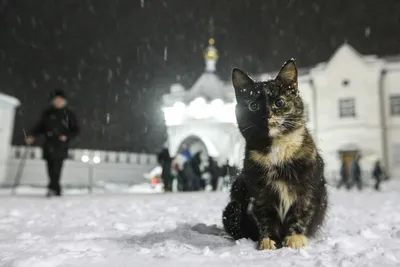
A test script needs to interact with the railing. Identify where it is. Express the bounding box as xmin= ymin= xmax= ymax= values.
xmin=10 ymin=146 xmax=158 ymax=165
xmin=2 ymin=146 xmax=158 ymax=191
